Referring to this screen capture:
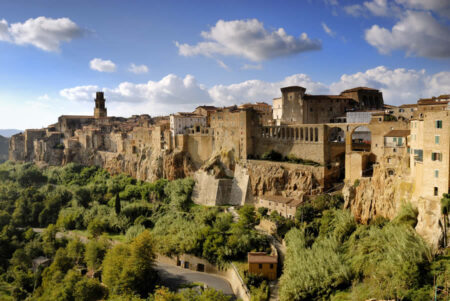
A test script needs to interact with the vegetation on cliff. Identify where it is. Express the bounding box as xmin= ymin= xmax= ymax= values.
xmin=0 ymin=161 xmax=267 ymax=300
xmin=279 ymin=199 xmax=448 ymax=301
